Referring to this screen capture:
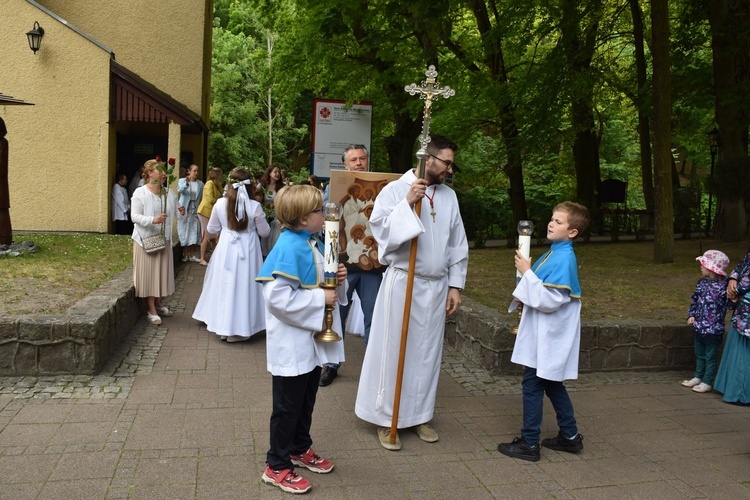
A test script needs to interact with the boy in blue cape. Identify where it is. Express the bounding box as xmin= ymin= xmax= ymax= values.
xmin=498 ymin=201 xmax=590 ymax=462
xmin=256 ymin=185 xmax=348 ymax=494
